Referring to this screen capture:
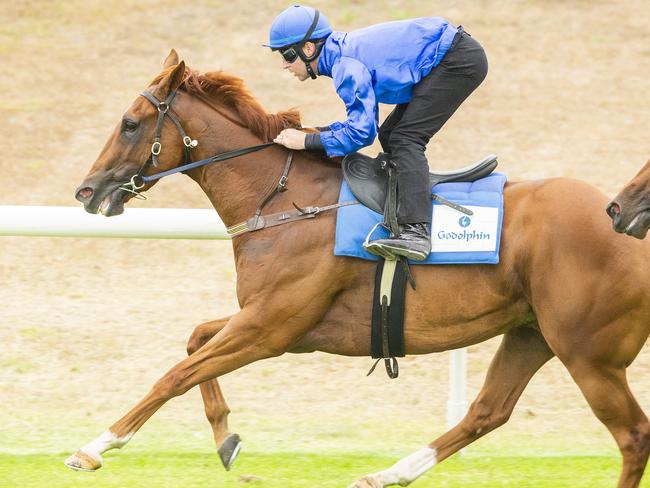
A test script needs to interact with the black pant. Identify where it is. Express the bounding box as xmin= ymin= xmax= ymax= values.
xmin=378 ymin=28 xmax=488 ymax=224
